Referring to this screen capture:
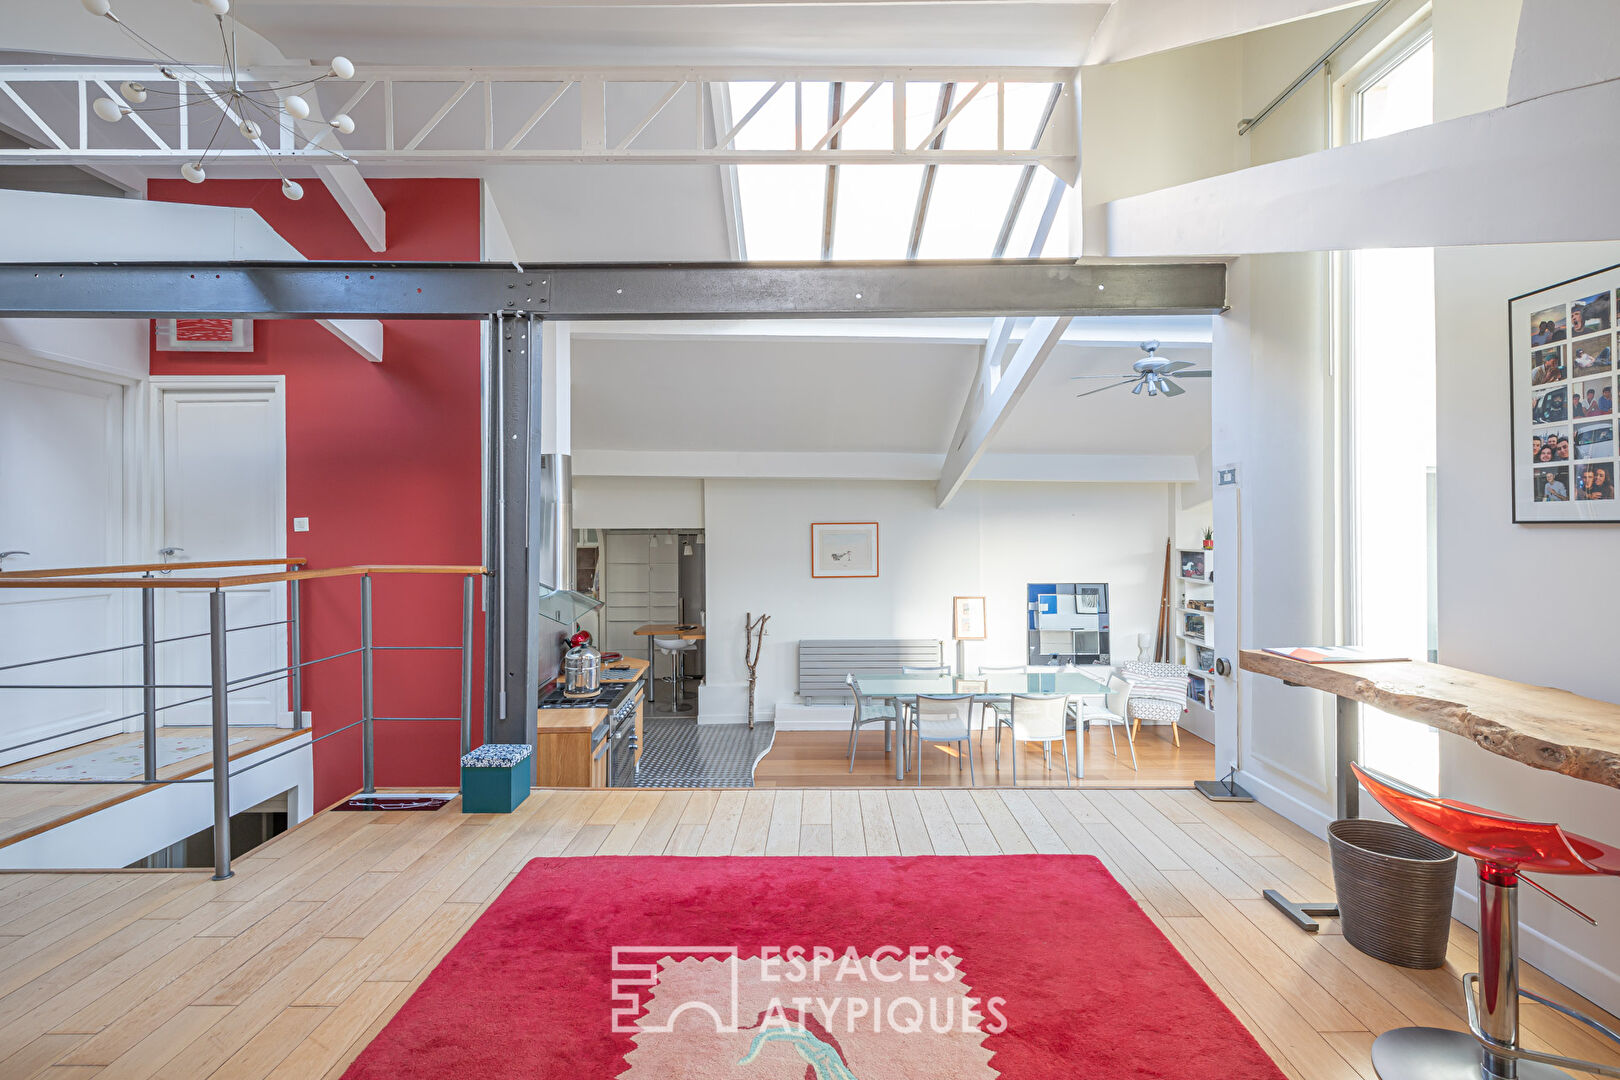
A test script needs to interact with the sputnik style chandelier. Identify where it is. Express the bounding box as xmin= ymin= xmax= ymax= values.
xmin=80 ymin=0 xmax=358 ymax=199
